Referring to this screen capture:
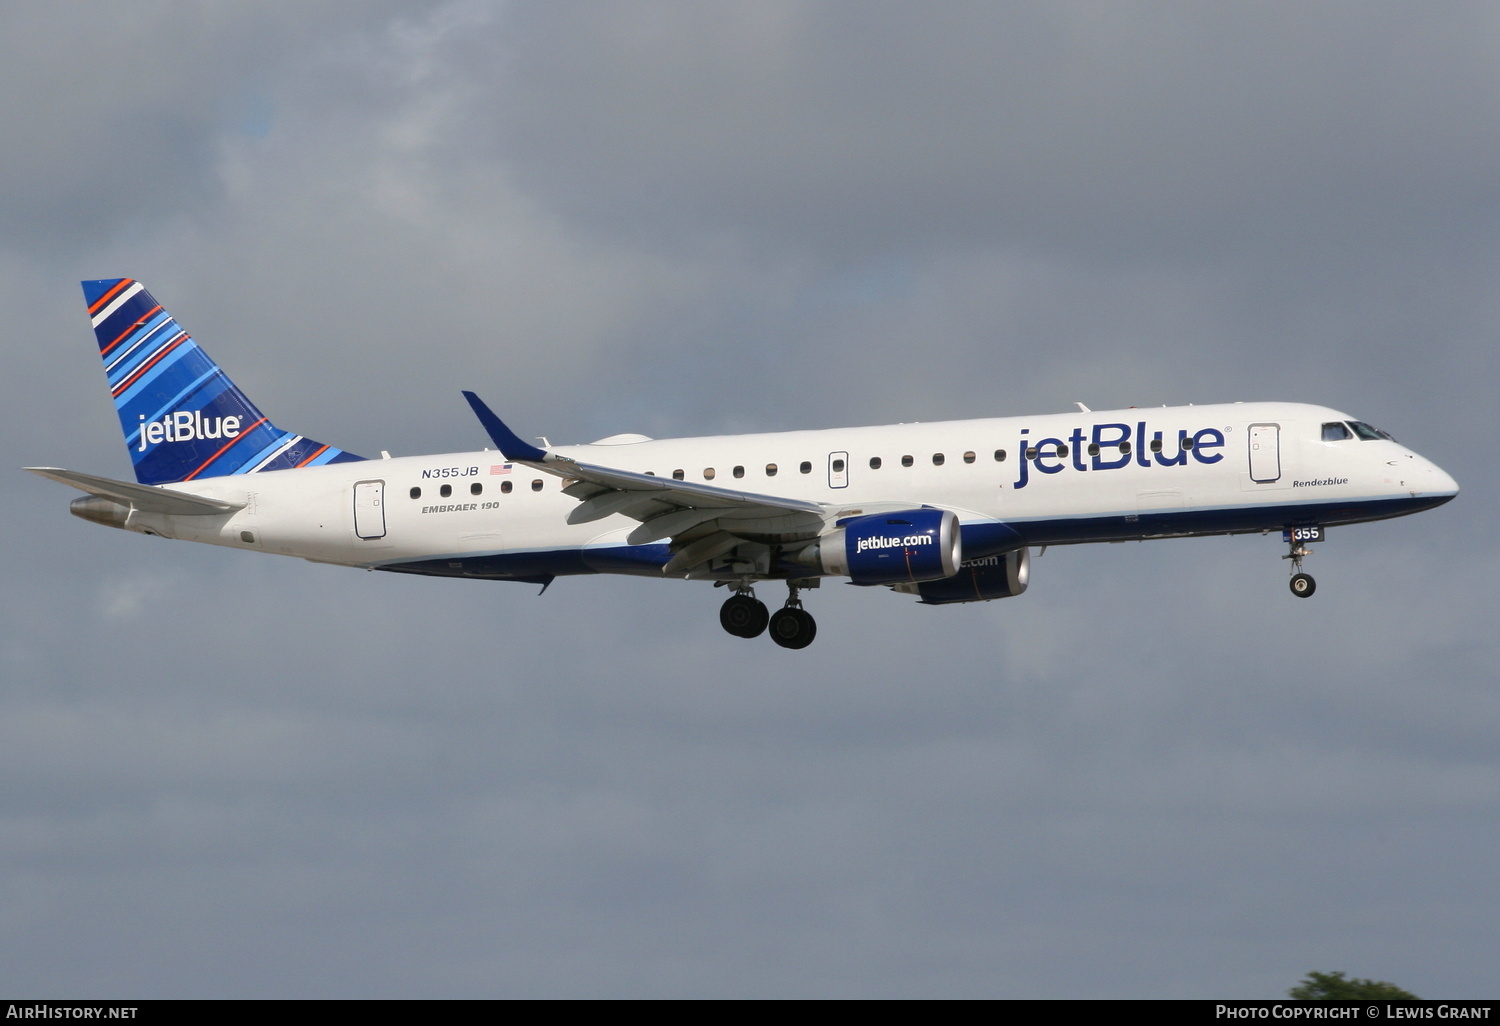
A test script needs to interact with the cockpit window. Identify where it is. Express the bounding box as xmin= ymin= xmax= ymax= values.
xmin=1322 ymin=422 xmax=1352 ymax=441
xmin=1346 ymin=421 xmax=1386 ymax=441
